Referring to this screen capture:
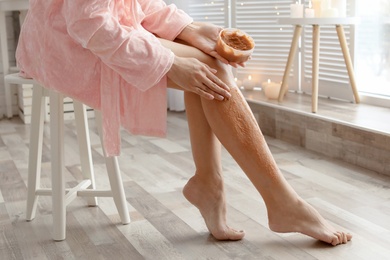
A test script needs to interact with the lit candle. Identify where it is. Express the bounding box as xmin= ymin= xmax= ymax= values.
xmin=261 ymin=79 xmax=272 ymax=89
xmin=305 ymin=1 xmax=315 ymax=18
xmin=263 ymin=80 xmax=282 ymax=99
xmin=321 ymin=8 xmax=339 ymax=17
xmin=331 ymin=0 xmax=346 ymax=17
xmin=242 ymin=75 xmax=256 ymax=90
xmin=312 ymin=0 xmax=322 ymax=17
xmin=320 ymin=0 xmax=339 ymax=17
xmin=321 ymin=0 xmax=331 ymax=10
xmin=234 ymin=77 xmax=243 ymax=88
xmin=290 ymin=2 xmax=304 ymax=18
